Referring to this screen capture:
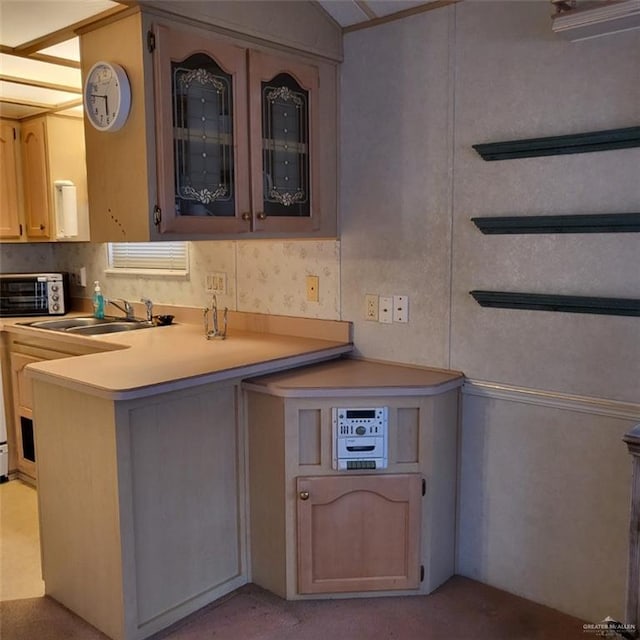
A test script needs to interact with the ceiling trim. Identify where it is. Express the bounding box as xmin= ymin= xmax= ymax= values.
xmin=343 ymin=0 xmax=460 ymax=33
xmin=0 ymin=45 xmax=81 ymax=70
xmin=355 ymin=1 xmax=379 ymax=20
xmin=0 ymin=75 xmax=81 ymax=95
xmin=0 ymin=95 xmax=81 ymax=111
xmin=13 ymin=5 xmax=129 ymax=57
